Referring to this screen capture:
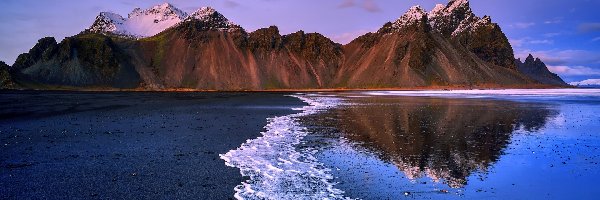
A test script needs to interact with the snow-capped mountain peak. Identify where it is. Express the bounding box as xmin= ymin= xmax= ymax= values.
xmin=448 ymin=0 xmax=470 ymax=11
xmin=189 ymin=7 xmax=218 ymax=20
xmin=128 ymin=3 xmax=187 ymax=20
xmin=383 ymin=0 xmax=493 ymax=37
xmin=87 ymin=3 xmax=239 ymax=38
xmin=89 ymin=12 xmax=126 ymax=33
xmin=429 ymin=4 xmax=445 ymax=17
xmin=426 ymin=0 xmax=482 ymax=36
xmin=186 ymin=7 xmax=241 ymax=32
xmin=391 ymin=5 xmax=427 ymax=29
